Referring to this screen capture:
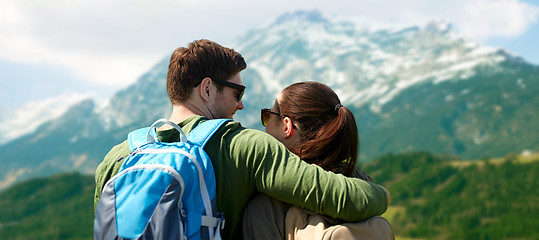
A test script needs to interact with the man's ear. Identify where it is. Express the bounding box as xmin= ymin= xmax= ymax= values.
xmin=282 ymin=117 xmax=295 ymax=138
xmin=198 ymin=77 xmax=213 ymax=102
